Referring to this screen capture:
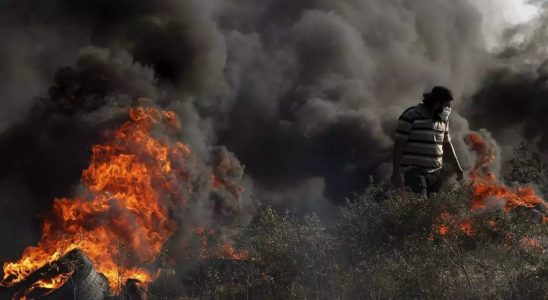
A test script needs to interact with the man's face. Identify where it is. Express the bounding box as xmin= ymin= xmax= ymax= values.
xmin=433 ymin=99 xmax=452 ymax=114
